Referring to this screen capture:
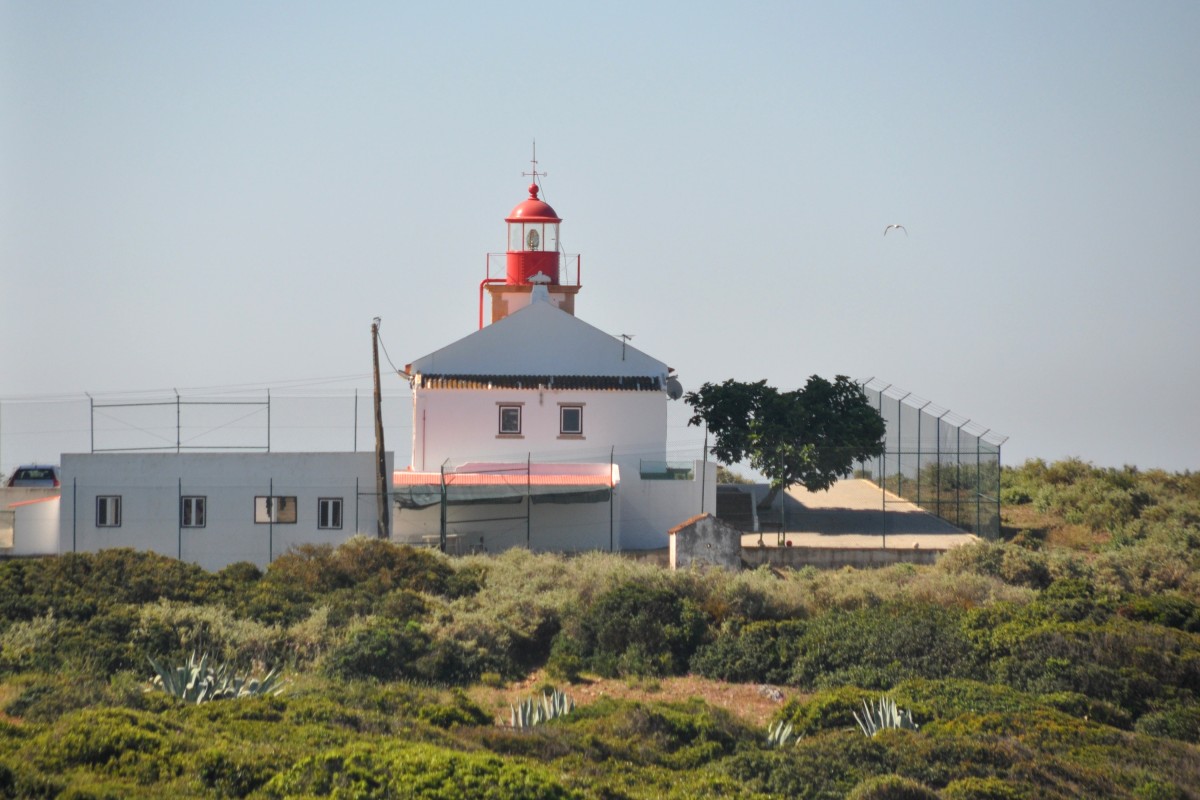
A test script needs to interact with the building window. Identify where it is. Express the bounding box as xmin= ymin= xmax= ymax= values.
xmin=254 ymin=496 xmax=297 ymax=524
xmin=96 ymin=496 xmax=122 ymax=527
xmin=318 ymin=498 xmax=343 ymax=530
xmin=181 ymin=496 xmax=206 ymax=528
xmin=498 ymin=404 xmax=522 ymax=435
xmin=559 ymin=404 xmax=584 ymax=436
